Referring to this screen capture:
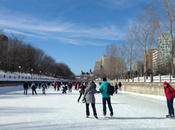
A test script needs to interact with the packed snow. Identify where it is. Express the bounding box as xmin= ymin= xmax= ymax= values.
xmin=0 ymin=85 xmax=175 ymax=130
